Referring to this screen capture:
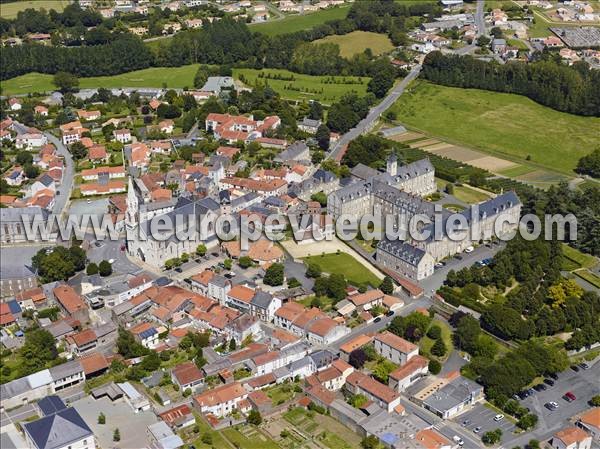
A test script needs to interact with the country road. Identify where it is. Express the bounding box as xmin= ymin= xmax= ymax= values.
xmin=326 ymin=0 xmax=486 ymax=161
